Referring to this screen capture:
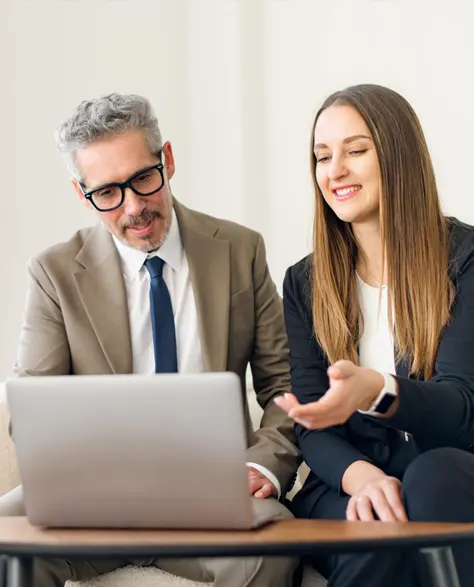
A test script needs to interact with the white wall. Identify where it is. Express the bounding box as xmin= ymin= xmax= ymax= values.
xmin=1 ymin=0 xmax=473 ymax=379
